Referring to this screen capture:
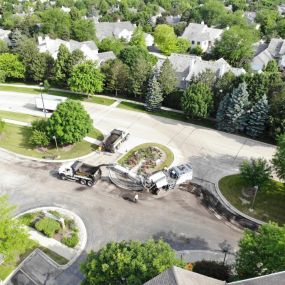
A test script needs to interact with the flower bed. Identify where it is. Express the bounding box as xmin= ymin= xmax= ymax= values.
xmin=118 ymin=143 xmax=174 ymax=175
xmin=19 ymin=210 xmax=79 ymax=248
